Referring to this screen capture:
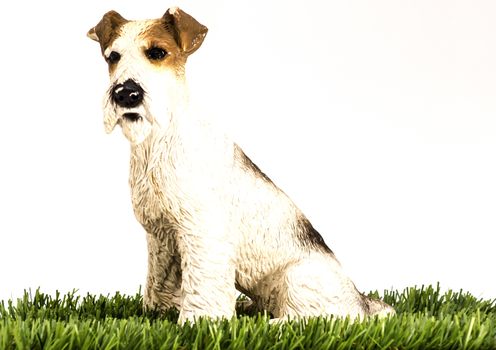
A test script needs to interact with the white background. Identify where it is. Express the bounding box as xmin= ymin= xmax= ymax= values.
xmin=0 ymin=0 xmax=495 ymax=302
